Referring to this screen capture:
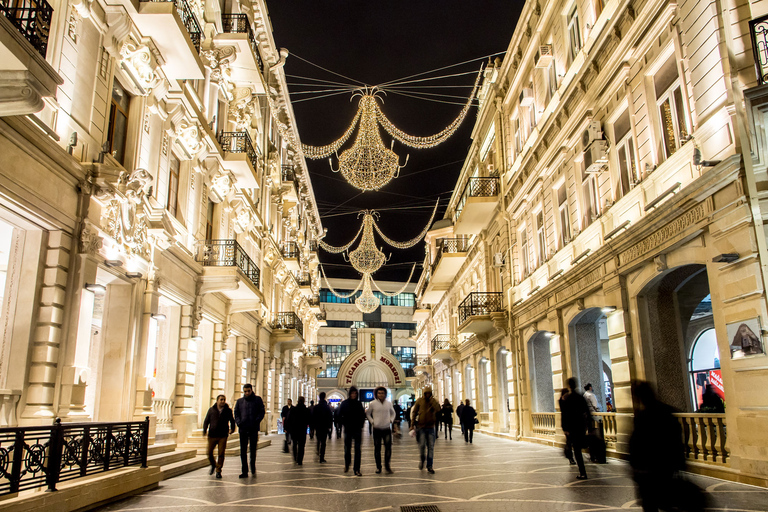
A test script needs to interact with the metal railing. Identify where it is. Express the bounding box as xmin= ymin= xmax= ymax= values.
xmin=0 ymin=418 xmax=149 ymax=496
xmin=275 ymin=312 xmax=303 ymax=337
xmin=0 ymin=0 xmax=53 ymax=58
xmin=147 ymin=0 xmax=201 ymax=52
xmin=458 ymin=292 xmax=504 ymax=325
xmin=304 ymin=346 xmax=323 ymax=358
xmin=316 ymin=311 xmax=326 ymax=321
xmin=220 ymin=13 xmax=263 ymax=73
xmin=415 ymin=356 xmax=432 ymax=367
xmin=308 ymin=297 xmax=321 ymax=307
xmin=281 ymin=241 xmax=300 ymax=260
xmin=151 ymin=398 xmax=174 ymax=430
xmin=218 ymin=131 xmax=260 ymax=171
xmin=453 ymin=176 xmax=500 ymax=222
xmin=404 ymin=368 xmax=416 ymax=377
xmin=531 ymin=412 xmax=557 ymax=437
xmin=281 ymin=165 xmax=296 ymax=183
xmin=674 ymin=413 xmax=728 ymax=464
xmin=432 ymin=237 xmax=470 ymax=273
xmin=309 ymin=240 xmax=319 ymax=252
xmin=750 ymin=14 xmax=768 ymax=85
xmin=196 ymin=239 xmax=261 ymax=288
xmin=430 ymin=334 xmax=455 ymax=353
xmin=295 ymin=272 xmax=312 ymax=287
